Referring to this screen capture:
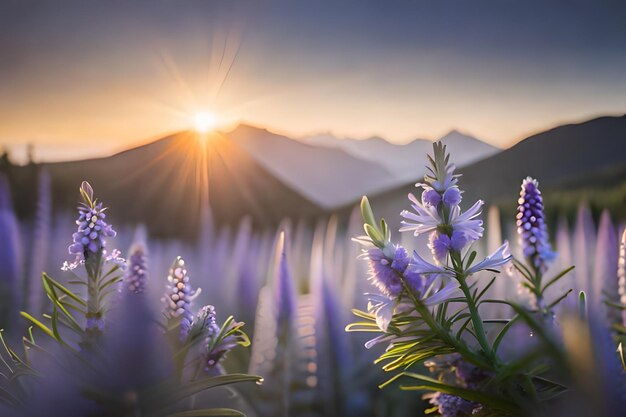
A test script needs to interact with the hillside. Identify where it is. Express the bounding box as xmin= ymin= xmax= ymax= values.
xmin=228 ymin=125 xmax=398 ymax=208
xmin=363 ymin=115 xmax=626 ymax=229
xmin=3 ymin=131 xmax=326 ymax=238
xmin=303 ymin=130 xmax=499 ymax=181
